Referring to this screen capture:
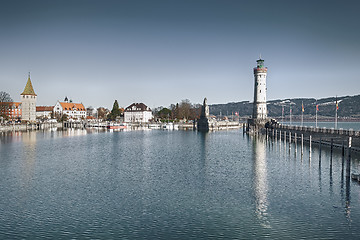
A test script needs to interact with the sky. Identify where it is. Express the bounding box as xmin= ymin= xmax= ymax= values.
xmin=1 ymin=0 xmax=359 ymax=109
